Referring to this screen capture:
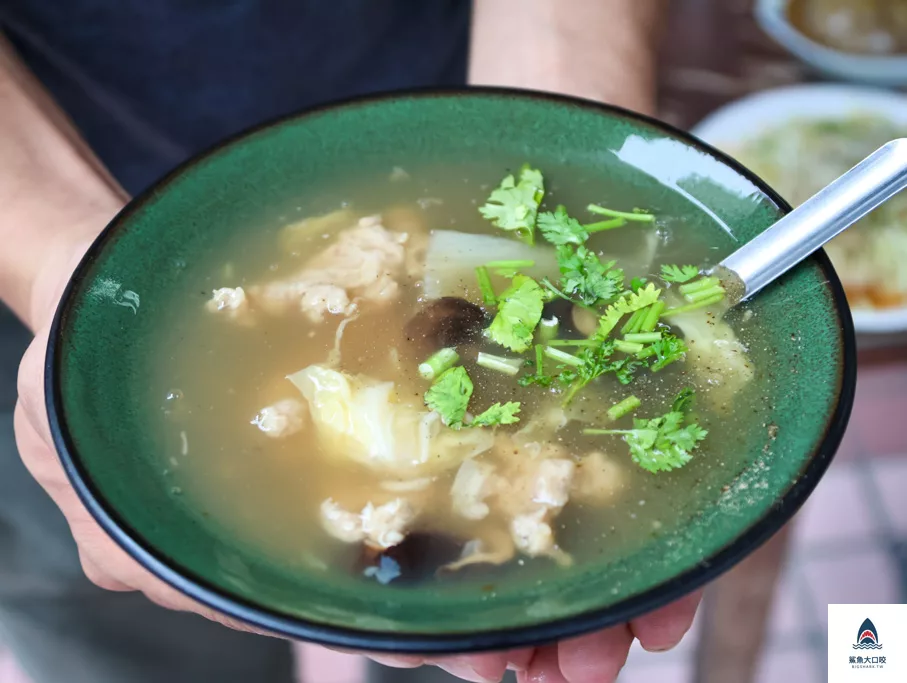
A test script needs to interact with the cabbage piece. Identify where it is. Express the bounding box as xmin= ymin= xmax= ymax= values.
xmin=287 ymin=365 xmax=493 ymax=475
xmin=423 ymin=230 xmax=559 ymax=301
xmin=450 ymin=459 xmax=497 ymax=521
xmin=670 ymin=307 xmax=754 ymax=412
